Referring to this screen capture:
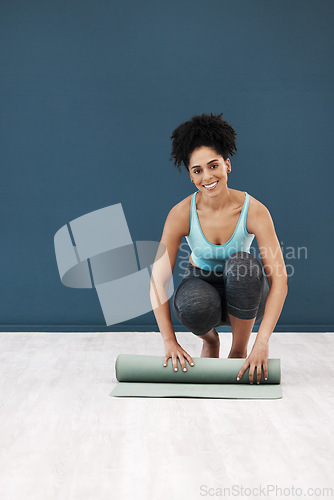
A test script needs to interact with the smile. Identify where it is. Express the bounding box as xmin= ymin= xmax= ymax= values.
xmin=203 ymin=181 xmax=219 ymax=190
